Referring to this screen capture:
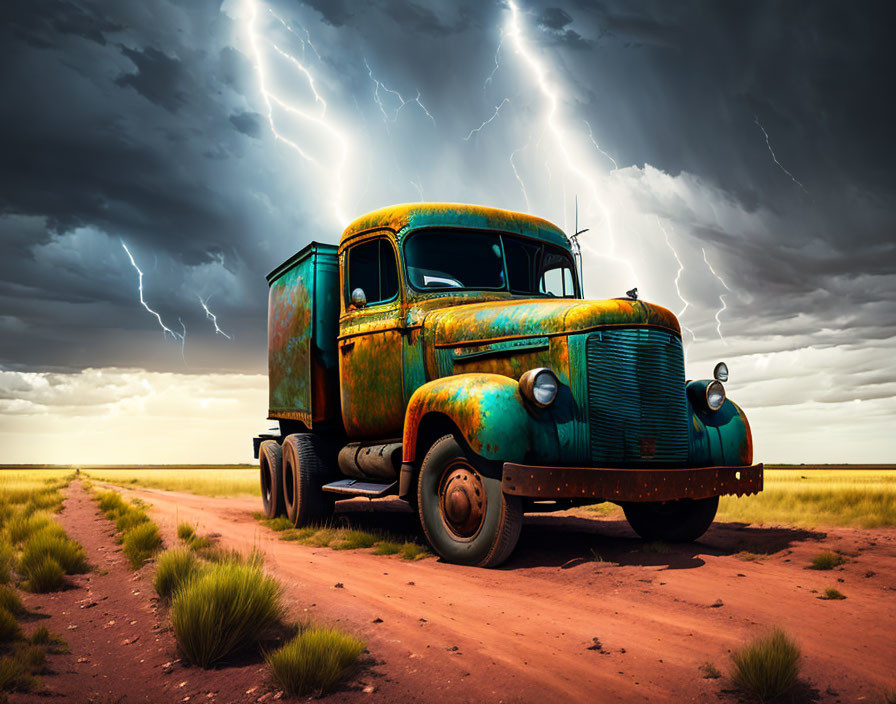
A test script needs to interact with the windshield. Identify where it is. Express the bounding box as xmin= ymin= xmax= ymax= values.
xmin=404 ymin=229 xmax=579 ymax=298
